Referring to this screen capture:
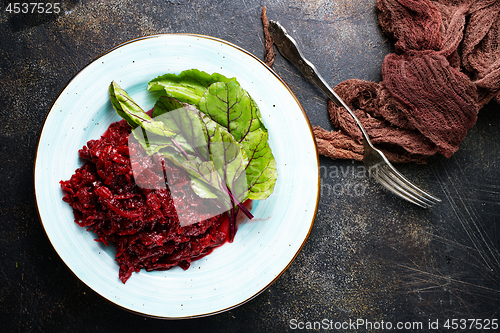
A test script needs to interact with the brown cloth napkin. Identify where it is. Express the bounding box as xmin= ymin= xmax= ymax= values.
xmin=262 ymin=0 xmax=500 ymax=163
